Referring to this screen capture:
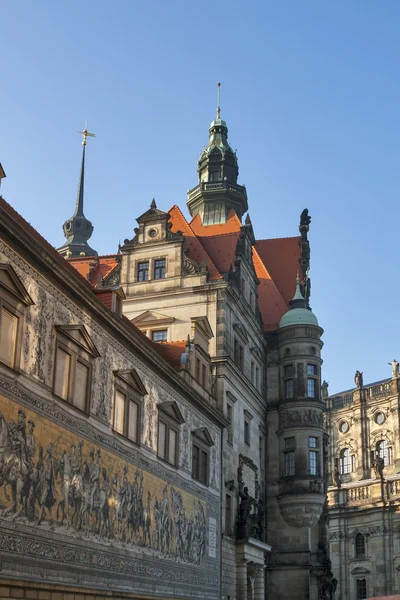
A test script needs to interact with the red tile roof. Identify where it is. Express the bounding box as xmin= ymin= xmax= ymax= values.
xmin=67 ymin=255 xmax=120 ymax=287
xmin=147 ymin=340 xmax=187 ymax=371
xmin=255 ymin=237 xmax=301 ymax=307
